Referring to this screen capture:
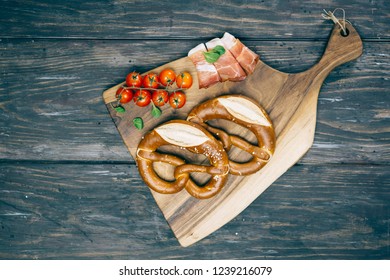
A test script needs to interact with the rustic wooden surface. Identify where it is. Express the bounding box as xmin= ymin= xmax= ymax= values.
xmin=102 ymin=21 xmax=364 ymax=247
xmin=0 ymin=0 xmax=389 ymax=259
